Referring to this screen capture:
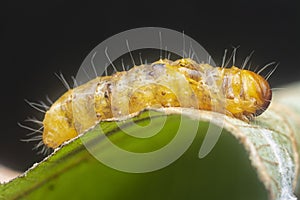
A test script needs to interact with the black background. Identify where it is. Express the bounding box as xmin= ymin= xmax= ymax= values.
xmin=1 ymin=0 xmax=299 ymax=172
